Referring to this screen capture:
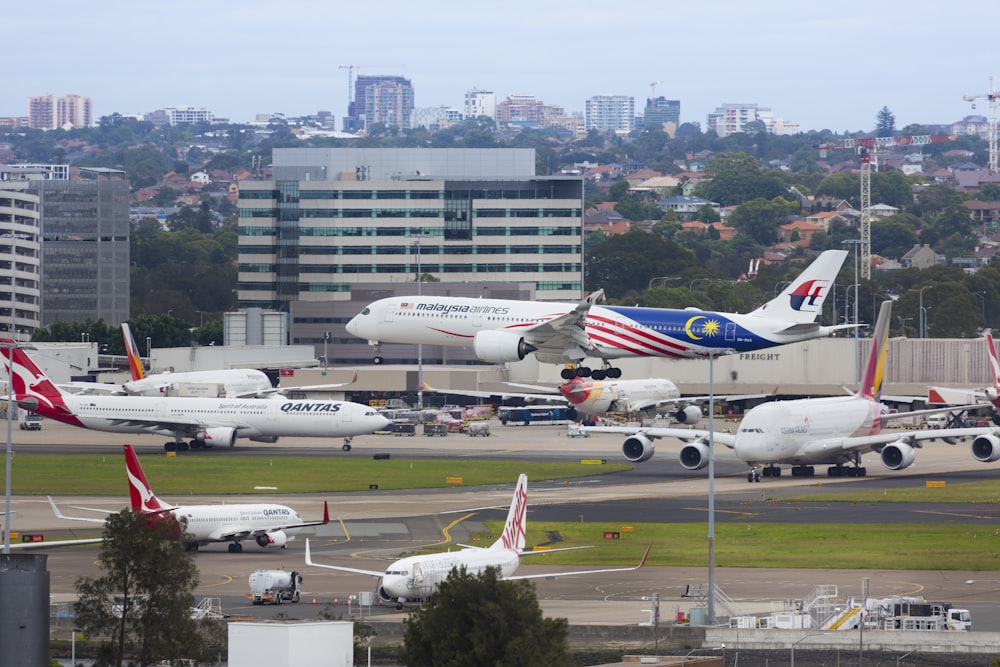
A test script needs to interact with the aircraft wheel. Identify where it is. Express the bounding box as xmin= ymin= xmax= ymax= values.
xmin=164 ymin=442 xmax=176 ymax=453
xmin=373 ymin=356 xmax=383 ymax=365
xmin=575 ymin=367 xmax=591 ymax=378
xmin=177 ymin=441 xmax=190 ymax=452
xmin=858 ymin=467 xmax=867 ymax=477
xmin=228 ymin=543 xmax=238 ymax=553
xmin=609 ymin=367 xmax=622 ymax=379
xmin=342 ymin=443 xmax=352 ymax=452
xmin=591 ymin=369 xmax=606 ymax=380
xmin=560 ymin=368 xmax=576 ymax=380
